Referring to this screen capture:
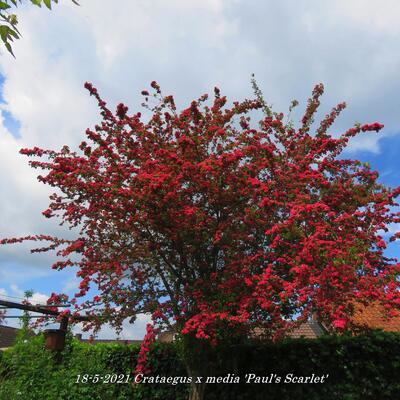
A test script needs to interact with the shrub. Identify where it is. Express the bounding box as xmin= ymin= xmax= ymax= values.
xmin=1 ymin=330 xmax=400 ymax=400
